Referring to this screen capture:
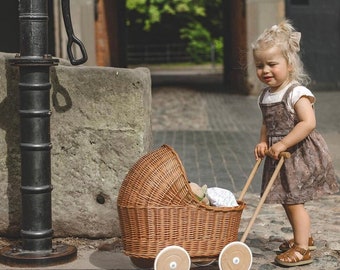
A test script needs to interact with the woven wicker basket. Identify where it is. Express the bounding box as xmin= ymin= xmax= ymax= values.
xmin=117 ymin=144 xmax=245 ymax=262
